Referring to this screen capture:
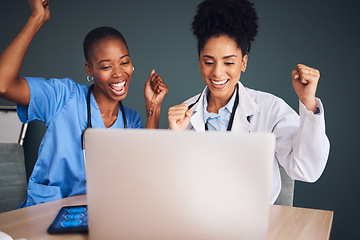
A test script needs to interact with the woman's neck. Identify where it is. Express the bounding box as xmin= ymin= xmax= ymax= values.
xmin=92 ymin=88 xmax=119 ymax=128
xmin=206 ymin=88 xmax=236 ymax=114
